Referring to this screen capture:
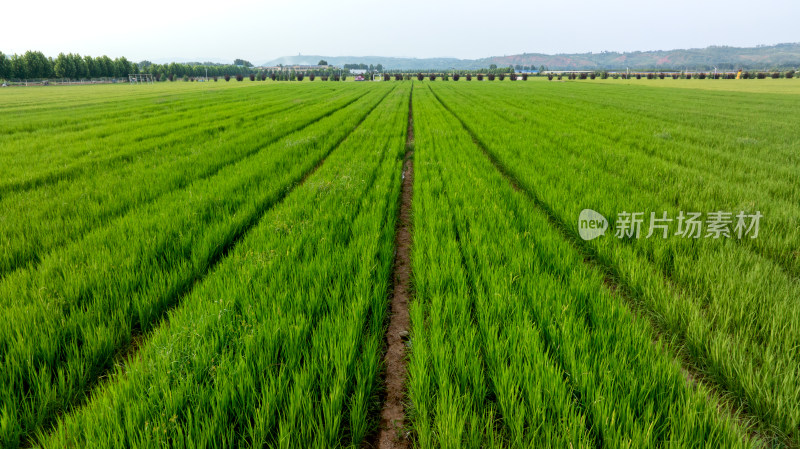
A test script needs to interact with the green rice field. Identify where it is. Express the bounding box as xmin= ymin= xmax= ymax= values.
xmin=0 ymin=77 xmax=798 ymax=448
